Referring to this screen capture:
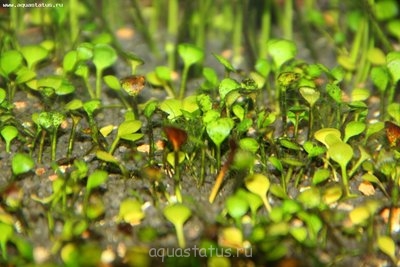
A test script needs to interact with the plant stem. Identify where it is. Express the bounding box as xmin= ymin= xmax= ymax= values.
xmin=283 ymin=0 xmax=293 ymax=40
xmin=38 ymin=130 xmax=46 ymax=164
xmin=51 ymin=129 xmax=58 ymax=161
xmin=175 ymin=224 xmax=185 ymax=248
xmin=108 ymin=136 xmax=120 ymax=155
xmin=258 ymin=1 xmax=271 ymax=59
xmin=67 ymin=114 xmax=81 ymax=158
xmin=174 ymin=150 xmax=182 ymax=203
xmin=69 ymin=0 xmax=78 ymax=44
xmin=341 ymin=165 xmax=350 ymax=197
xmin=232 ymin=0 xmax=243 ymax=66
xmin=179 ymin=65 xmax=190 ymax=99
xmin=280 ymin=87 xmax=287 ymax=136
xmin=308 ymin=105 xmax=314 ymax=140
xmin=95 ymin=69 xmax=102 ymax=99
xmin=167 ymin=0 xmax=178 ymax=70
